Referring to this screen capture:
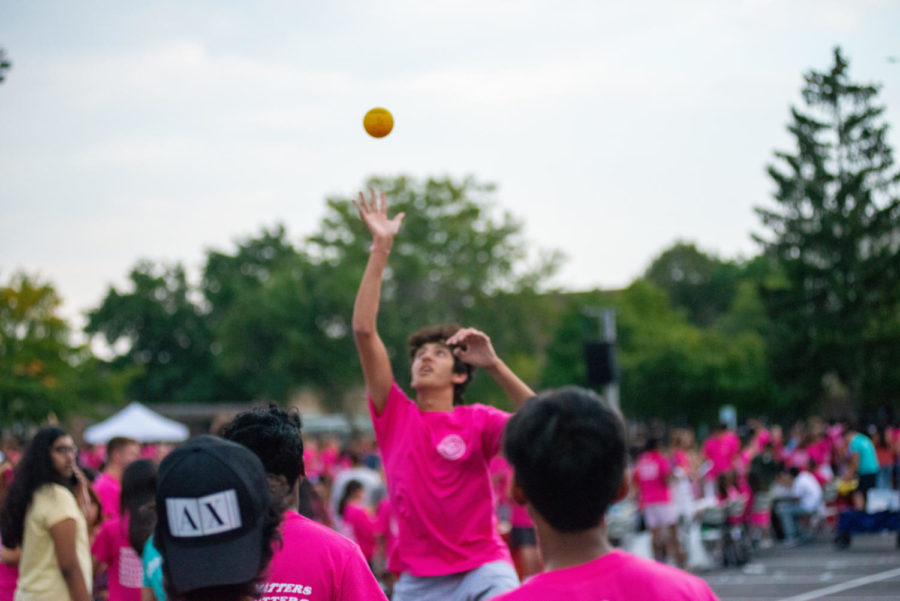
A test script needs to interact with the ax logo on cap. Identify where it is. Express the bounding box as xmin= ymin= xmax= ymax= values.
xmin=167 ymin=490 xmax=242 ymax=537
